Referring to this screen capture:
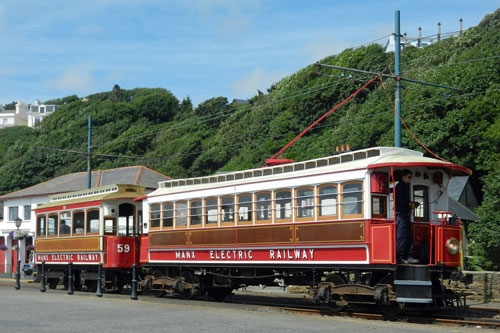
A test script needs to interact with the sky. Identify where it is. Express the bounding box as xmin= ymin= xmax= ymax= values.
xmin=0 ymin=0 xmax=498 ymax=107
